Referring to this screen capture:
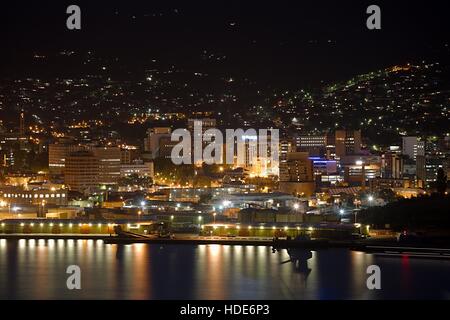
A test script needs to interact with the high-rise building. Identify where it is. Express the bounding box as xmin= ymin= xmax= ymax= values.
xmin=158 ymin=136 xmax=179 ymax=159
xmin=382 ymin=152 xmax=403 ymax=179
xmin=144 ymin=127 xmax=172 ymax=158
xmin=120 ymin=160 xmax=154 ymax=178
xmin=344 ymin=162 xmax=381 ymax=186
xmin=64 ymin=151 xmax=99 ymax=192
xmin=402 ymin=136 xmax=425 ymax=160
xmin=335 ymin=130 xmax=362 ymax=158
xmin=280 ymin=139 xmax=295 ymax=163
xmin=227 ymin=130 xmax=278 ymax=177
xmin=295 ymin=134 xmax=327 ymax=157
xmin=187 ymin=118 xmax=216 ymax=131
xmin=416 ymin=155 xmax=443 ymax=187
xmin=279 ymin=152 xmax=315 ymax=197
xmin=48 ymin=141 xmax=84 ymax=175
xmin=120 ymin=146 xmax=140 ymax=164
xmin=92 ymin=146 xmax=121 ymax=185
xmin=188 ymin=118 xmax=217 ymax=165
